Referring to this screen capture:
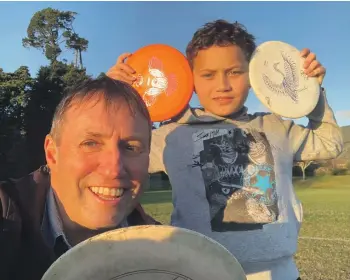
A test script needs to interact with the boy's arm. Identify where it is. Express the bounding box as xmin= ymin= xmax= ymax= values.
xmin=149 ymin=128 xmax=166 ymax=174
xmin=284 ymin=88 xmax=344 ymax=162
